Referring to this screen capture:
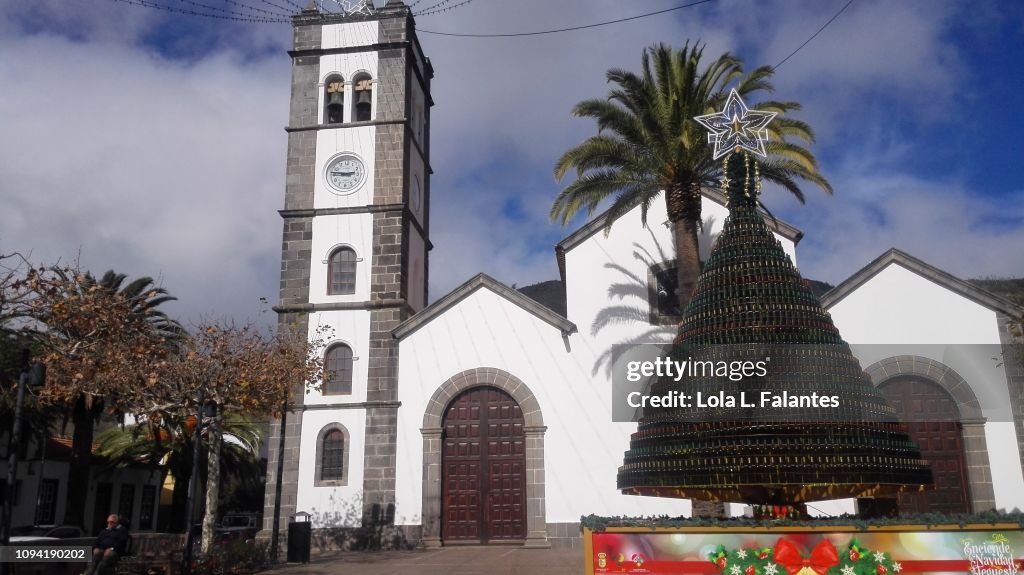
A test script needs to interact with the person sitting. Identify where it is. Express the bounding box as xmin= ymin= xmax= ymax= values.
xmin=83 ymin=514 xmax=130 ymax=575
